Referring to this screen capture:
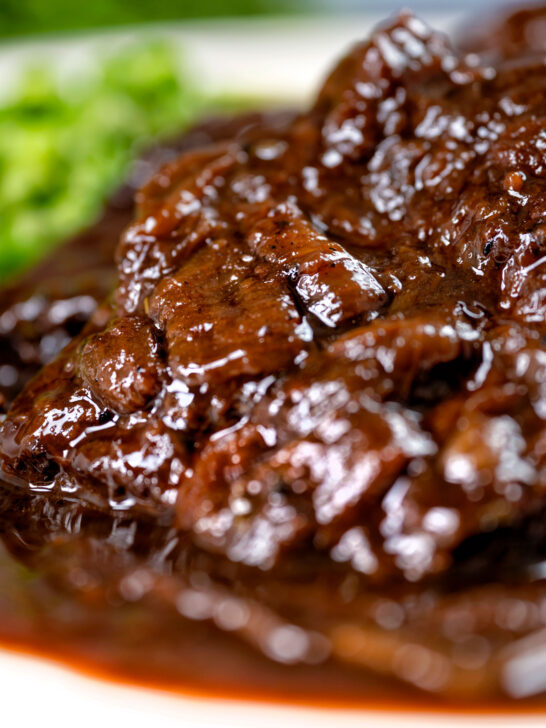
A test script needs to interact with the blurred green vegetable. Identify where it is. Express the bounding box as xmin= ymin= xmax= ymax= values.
xmin=0 ymin=41 xmax=230 ymax=280
xmin=0 ymin=1 xmax=296 ymax=38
